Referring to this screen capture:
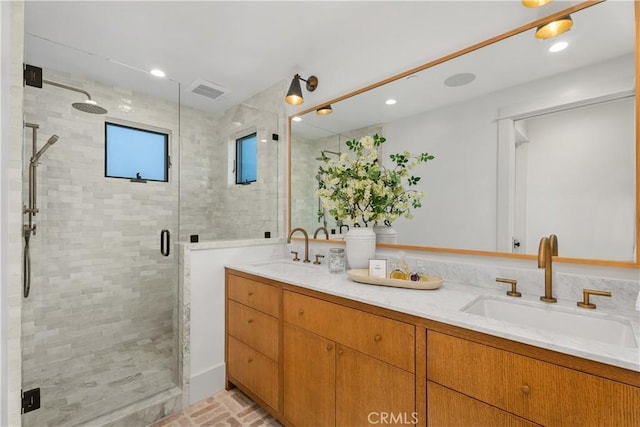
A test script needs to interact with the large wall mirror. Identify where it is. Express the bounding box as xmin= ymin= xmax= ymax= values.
xmin=290 ymin=0 xmax=638 ymax=266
